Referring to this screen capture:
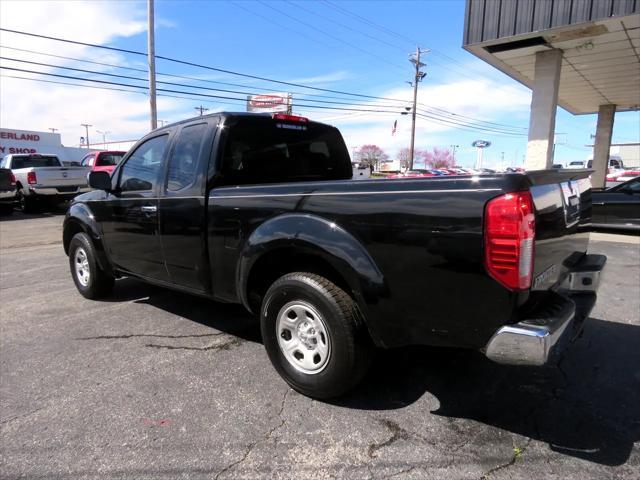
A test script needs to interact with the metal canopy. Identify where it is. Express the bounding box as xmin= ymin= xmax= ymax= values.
xmin=464 ymin=14 xmax=640 ymax=114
